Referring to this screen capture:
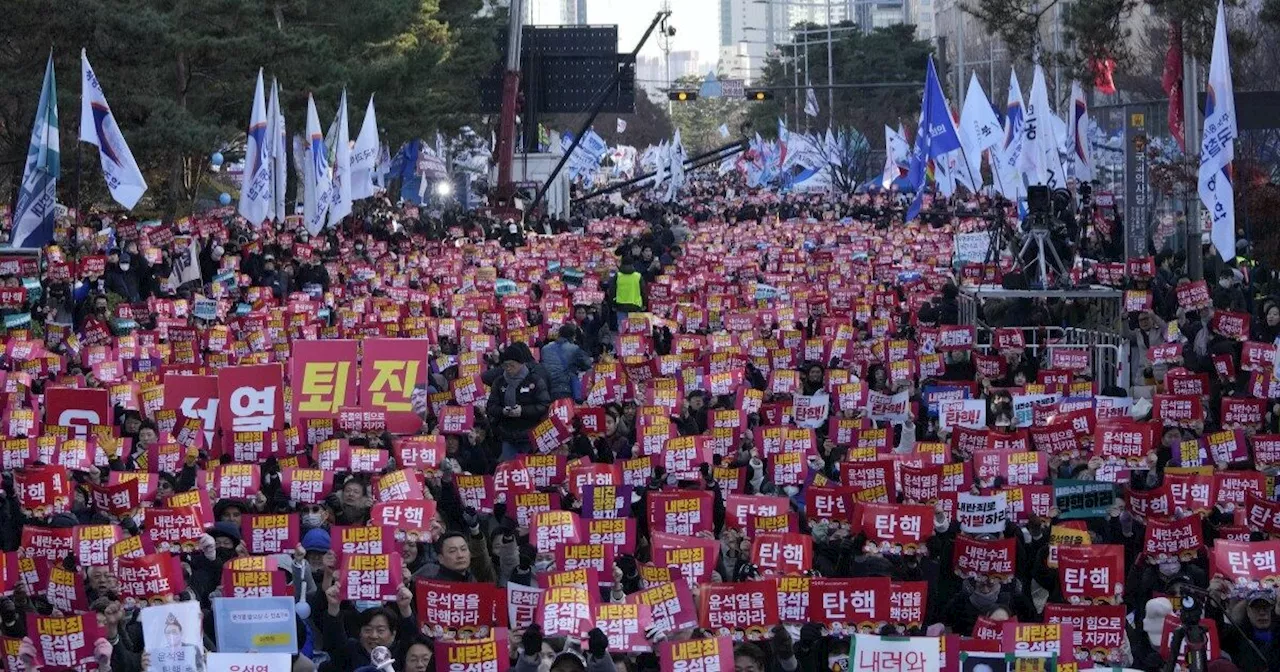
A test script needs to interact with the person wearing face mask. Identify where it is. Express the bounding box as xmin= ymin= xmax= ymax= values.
xmin=79 ymin=294 xmax=113 ymax=337
xmin=300 ymin=503 xmax=330 ymax=532
xmin=1126 ymin=556 xmax=1207 ymax=615
xmin=940 ymin=572 xmax=1036 ymax=636
xmin=105 ymin=250 xmax=141 ymax=302
xmin=1213 ymin=267 xmax=1247 ymax=313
